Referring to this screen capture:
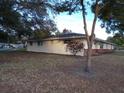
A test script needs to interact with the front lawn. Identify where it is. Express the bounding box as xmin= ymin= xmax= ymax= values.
xmin=0 ymin=51 xmax=124 ymax=93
